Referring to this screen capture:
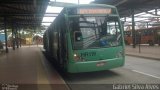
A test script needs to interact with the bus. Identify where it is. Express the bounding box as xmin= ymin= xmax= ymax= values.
xmin=124 ymin=27 xmax=160 ymax=46
xmin=43 ymin=4 xmax=125 ymax=73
